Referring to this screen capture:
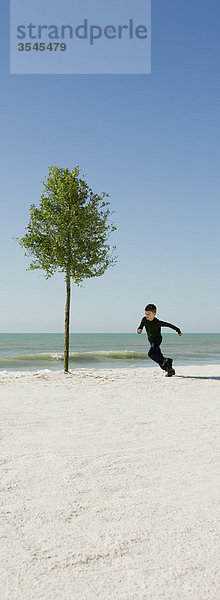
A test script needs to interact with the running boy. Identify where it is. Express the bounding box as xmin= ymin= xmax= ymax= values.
xmin=137 ymin=303 xmax=182 ymax=377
